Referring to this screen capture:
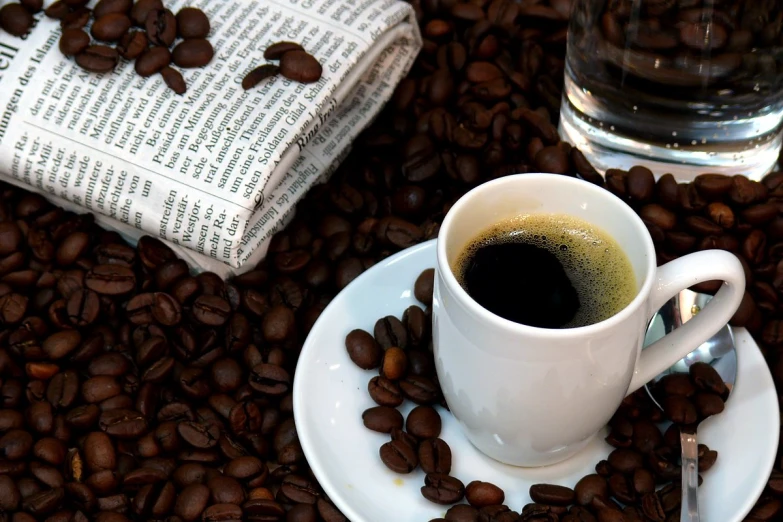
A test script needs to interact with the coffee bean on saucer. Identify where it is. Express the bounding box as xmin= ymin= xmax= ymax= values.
xmin=689 ymin=361 xmax=728 ymax=398
xmin=390 ymin=427 xmax=419 ymax=450
xmin=368 ymin=376 xmax=403 ymax=407
xmin=415 ymin=269 xmax=435 ymax=306
xmin=406 ymin=405 xmax=441 ymax=439
xmin=362 ymin=406 xmax=403 ymax=433
xmin=346 ymin=329 xmax=382 ymax=369
xmin=418 ymin=438 xmax=451 ymax=474
xmin=380 ymin=439 xmax=418 ymax=473
xmin=421 ymin=473 xmax=465 ymax=504
xmin=466 ymin=481 xmax=505 ymax=507
xmin=374 ymin=315 xmax=407 ymax=350
xmin=381 ymin=346 xmax=407 ymax=380
xmin=445 ymin=504 xmax=479 ymax=520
